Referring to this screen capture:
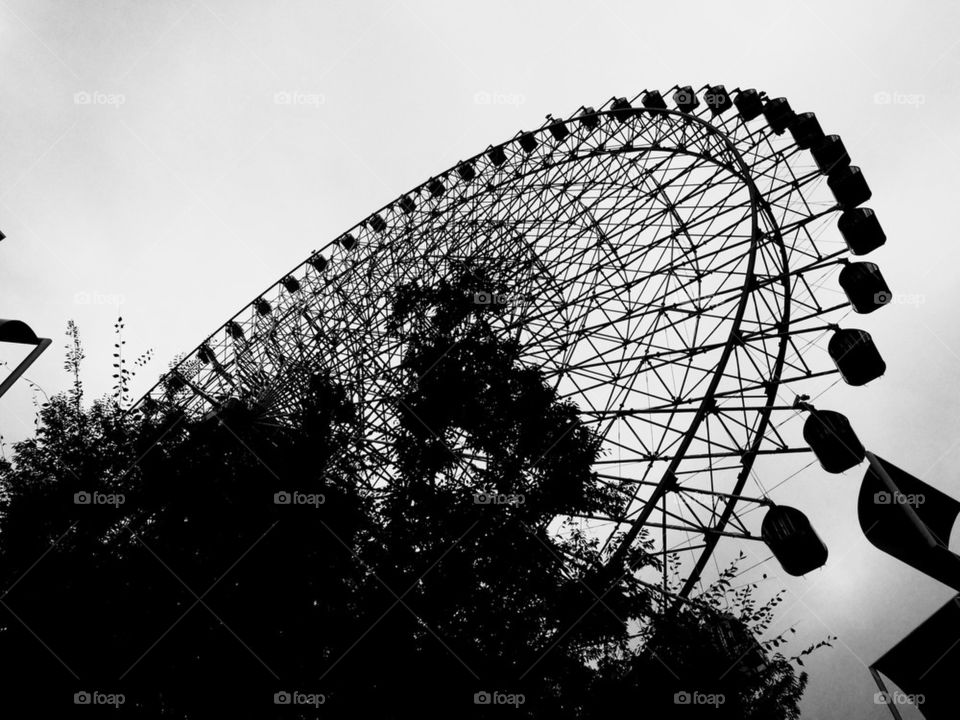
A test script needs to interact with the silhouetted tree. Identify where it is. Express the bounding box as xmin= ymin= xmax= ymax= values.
xmin=0 ymin=297 xmax=813 ymax=718
xmin=0 ymin=324 xmax=368 ymax=716
xmin=589 ymin=555 xmax=813 ymax=720
xmin=321 ymin=266 xmax=650 ymax=717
